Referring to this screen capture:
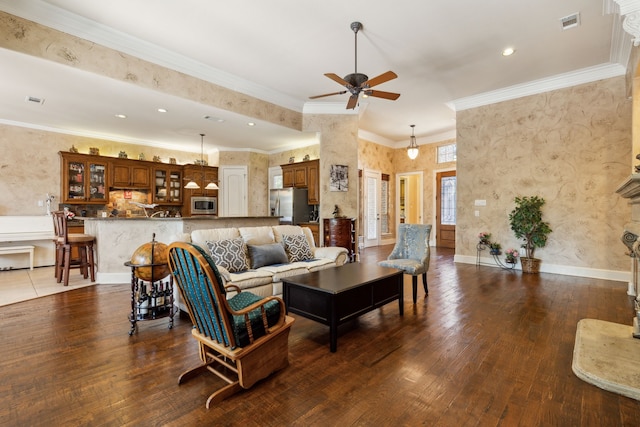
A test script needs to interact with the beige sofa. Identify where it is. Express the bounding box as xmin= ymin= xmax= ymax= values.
xmin=175 ymin=225 xmax=348 ymax=299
